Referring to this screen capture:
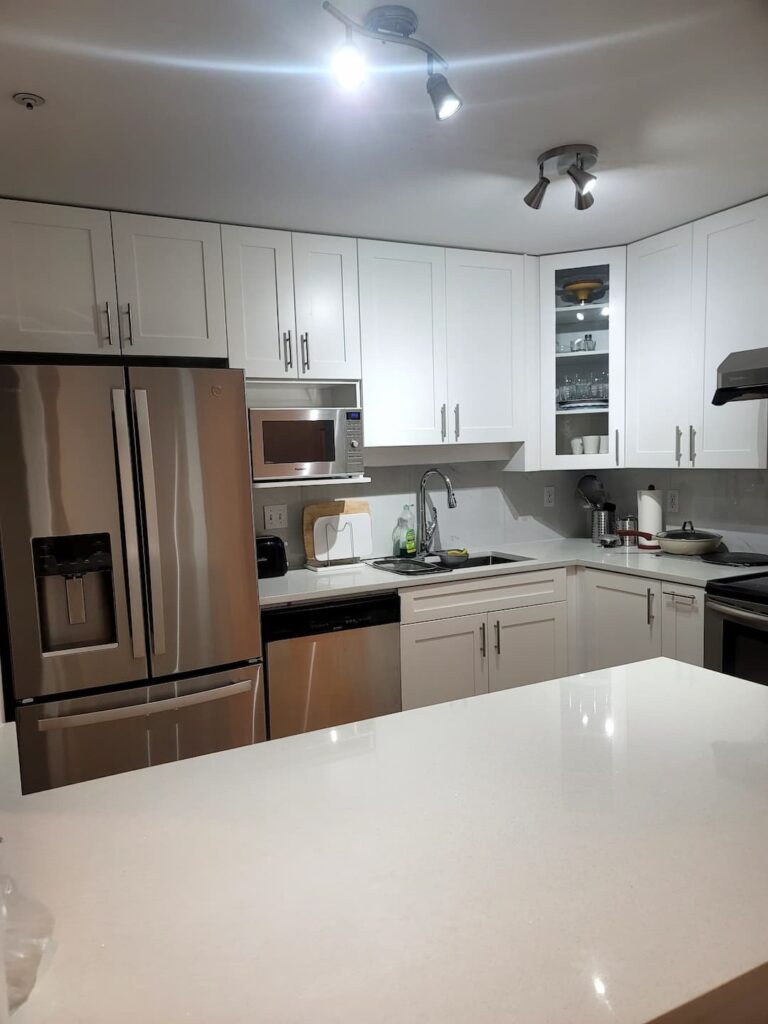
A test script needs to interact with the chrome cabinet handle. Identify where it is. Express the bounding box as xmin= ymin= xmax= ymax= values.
xmin=480 ymin=621 xmax=486 ymax=658
xmin=454 ymin=404 xmax=460 ymax=441
xmin=689 ymin=424 xmax=696 ymax=466
xmin=494 ymin=620 xmax=501 ymax=655
xmin=111 ymin=388 xmax=146 ymax=660
xmin=706 ymin=600 xmax=768 ymax=628
xmin=125 ymin=301 xmax=134 ymax=346
xmin=440 ymin=403 xmax=447 ymax=441
xmin=37 ymin=679 xmax=253 ymax=732
xmin=646 ymin=586 xmax=654 ymax=625
xmin=104 ymin=300 xmax=115 ymax=346
xmin=615 ymin=429 xmax=620 ymax=467
xmin=134 ymin=390 xmax=166 ymax=658
xmin=674 ymin=425 xmax=682 ymax=466
xmin=300 ymin=332 xmax=310 ymax=372
xmin=283 ymin=330 xmax=293 ymax=371
xmin=663 ymin=590 xmax=696 ymax=604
